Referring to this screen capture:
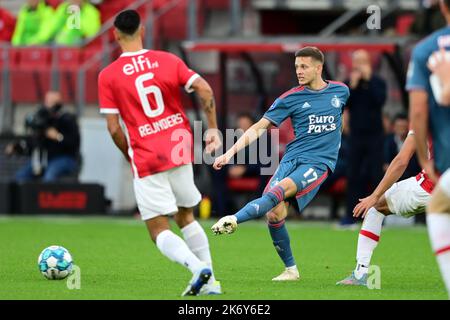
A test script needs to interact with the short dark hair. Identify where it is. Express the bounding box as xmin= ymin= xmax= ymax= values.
xmin=445 ymin=0 xmax=450 ymax=9
xmin=295 ymin=46 xmax=325 ymax=64
xmin=114 ymin=10 xmax=141 ymax=35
